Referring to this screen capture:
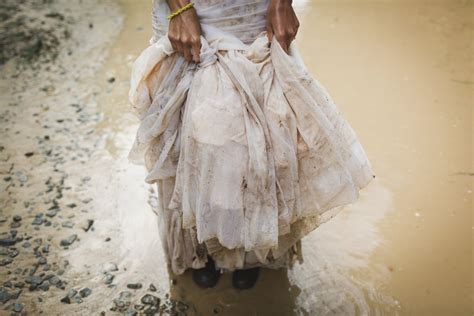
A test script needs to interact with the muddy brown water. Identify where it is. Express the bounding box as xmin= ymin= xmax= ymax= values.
xmin=1 ymin=0 xmax=472 ymax=315
xmin=100 ymin=0 xmax=471 ymax=314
